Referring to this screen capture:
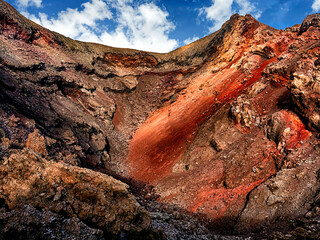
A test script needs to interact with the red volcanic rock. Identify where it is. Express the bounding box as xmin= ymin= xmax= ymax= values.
xmin=267 ymin=110 xmax=311 ymax=154
xmin=0 ymin=0 xmax=320 ymax=238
